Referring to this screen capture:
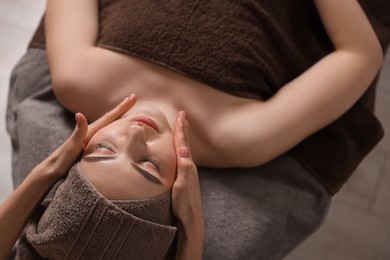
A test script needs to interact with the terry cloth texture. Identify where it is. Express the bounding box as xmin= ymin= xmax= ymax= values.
xmin=7 ymin=49 xmax=331 ymax=259
xmin=28 ymin=0 xmax=390 ymax=194
xmin=16 ymin=164 xmax=177 ymax=260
